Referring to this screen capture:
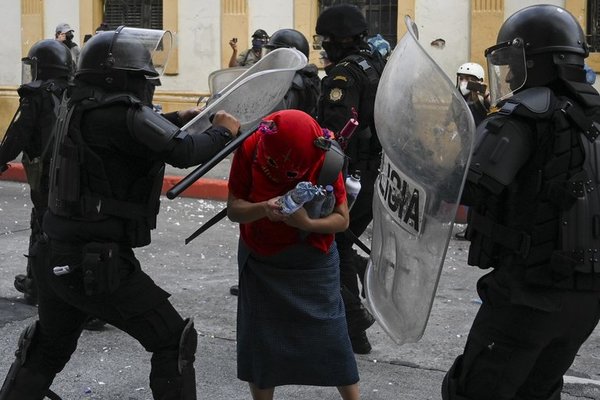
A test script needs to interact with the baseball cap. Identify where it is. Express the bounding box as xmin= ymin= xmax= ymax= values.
xmin=252 ymin=29 xmax=268 ymax=39
xmin=56 ymin=23 xmax=74 ymax=34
